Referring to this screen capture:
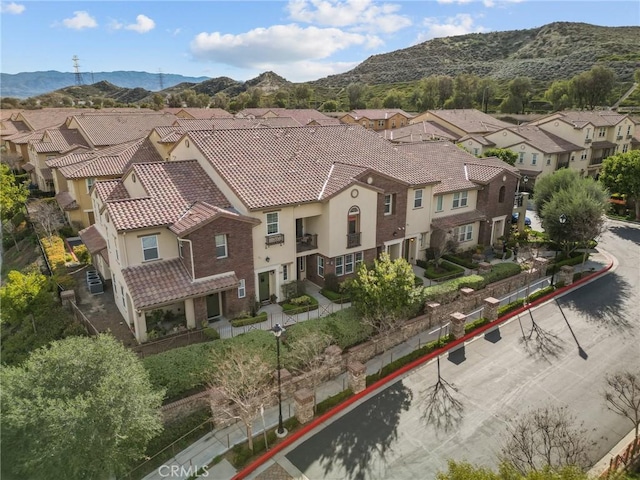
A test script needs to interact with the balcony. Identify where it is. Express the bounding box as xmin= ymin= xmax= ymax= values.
xmin=347 ymin=232 xmax=361 ymax=249
xmin=616 ymin=135 xmax=623 ymax=140
xmin=265 ymin=233 xmax=285 ymax=246
xmin=627 ymin=134 xmax=633 ymax=139
xmin=588 ymin=157 xmax=603 ymax=167
xmin=556 ymin=162 xmax=570 ymax=171
xmin=585 ymin=138 xmax=592 ymax=144
xmin=296 ymin=233 xmax=318 ymax=253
